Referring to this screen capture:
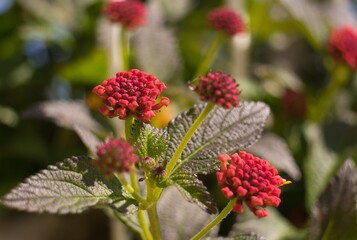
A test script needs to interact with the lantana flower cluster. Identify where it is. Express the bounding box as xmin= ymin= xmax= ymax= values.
xmin=93 ymin=69 xmax=169 ymax=123
xmin=208 ymin=7 xmax=245 ymax=36
xmin=194 ymin=71 xmax=240 ymax=109
xmin=216 ymin=151 xmax=286 ymax=218
xmin=328 ymin=25 xmax=357 ymax=70
xmin=104 ymin=0 xmax=146 ymax=30
xmin=96 ymin=138 xmax=139 ymax=176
